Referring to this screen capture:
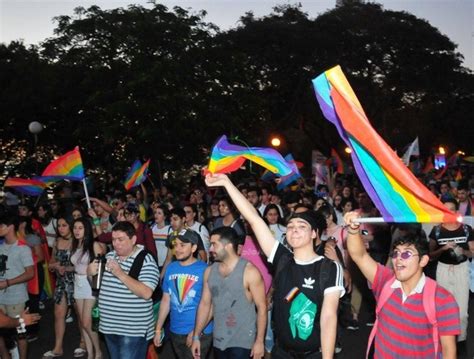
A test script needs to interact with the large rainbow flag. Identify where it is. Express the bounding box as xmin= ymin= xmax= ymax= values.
xmin=4 ymin=178 xmax=46 ymax=196
xmin=124 ymin=159 xmax=150 ymax=190
xmin=208 ymin=135 xmax=293 ymax=176
xmin=42 ymin=146 xmax=85 ymax=181
xmin=312 ymin=66 xmax=460 ymax=223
